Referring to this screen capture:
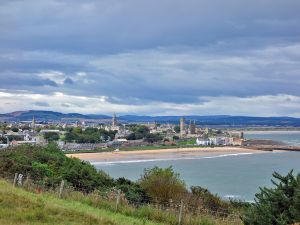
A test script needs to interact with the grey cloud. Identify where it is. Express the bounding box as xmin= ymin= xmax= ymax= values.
xmin=34 ymin=101 xmax=50 ymax=107
xmin=0 ymin=72 xmax=58 ymax=88
xmin=61 ymin=103 xmax=71 ymax=108
xmin=1 ymin=0 xmax=300 ymax=115
xmin=64 ymin=77 xmax=74 ymax=85
xmin=1 ymin=0 xmax=300 ymax=54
